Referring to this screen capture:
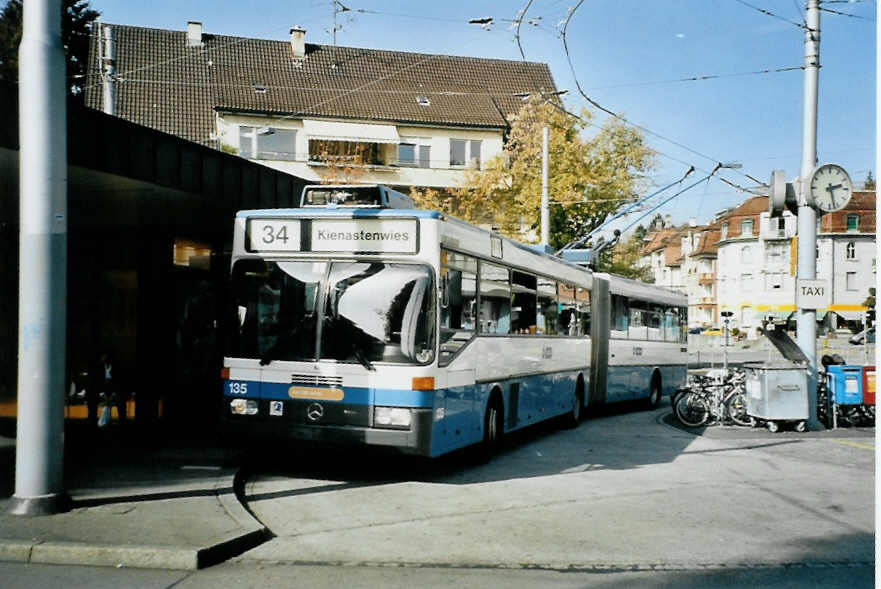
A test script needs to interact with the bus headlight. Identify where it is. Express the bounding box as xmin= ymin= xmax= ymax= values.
xmin=373 ymin=406 xmax=412 ymax=429
xmin=230 ymin=399 xmax=259 ymax=415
